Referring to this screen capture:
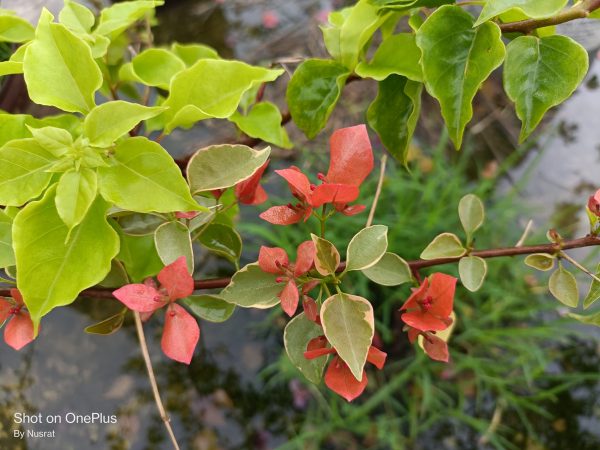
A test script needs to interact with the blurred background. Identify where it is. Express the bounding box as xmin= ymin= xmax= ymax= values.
xmin=0 ymin=1 xmax=600 ymax=449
